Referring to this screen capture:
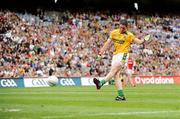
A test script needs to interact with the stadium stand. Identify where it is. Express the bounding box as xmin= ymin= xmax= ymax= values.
xmin=0 ymin=10 xmax=179 ymax=77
